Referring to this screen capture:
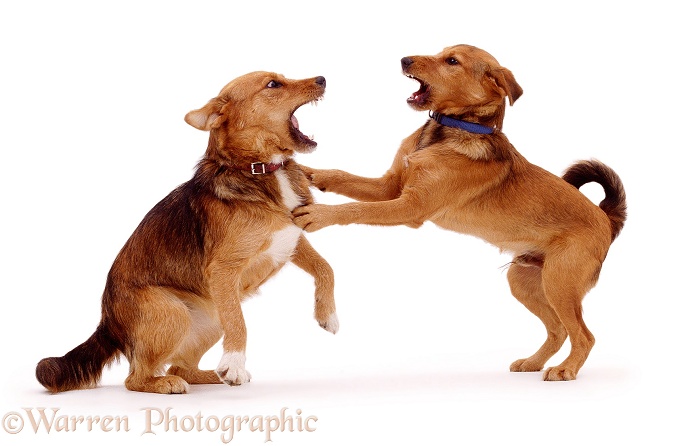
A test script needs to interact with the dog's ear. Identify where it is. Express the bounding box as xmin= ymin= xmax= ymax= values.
xmin=487 ymin=67 xmax=523 ymax=106
xmin=184 ymin=98 xmax=224 ymax=131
